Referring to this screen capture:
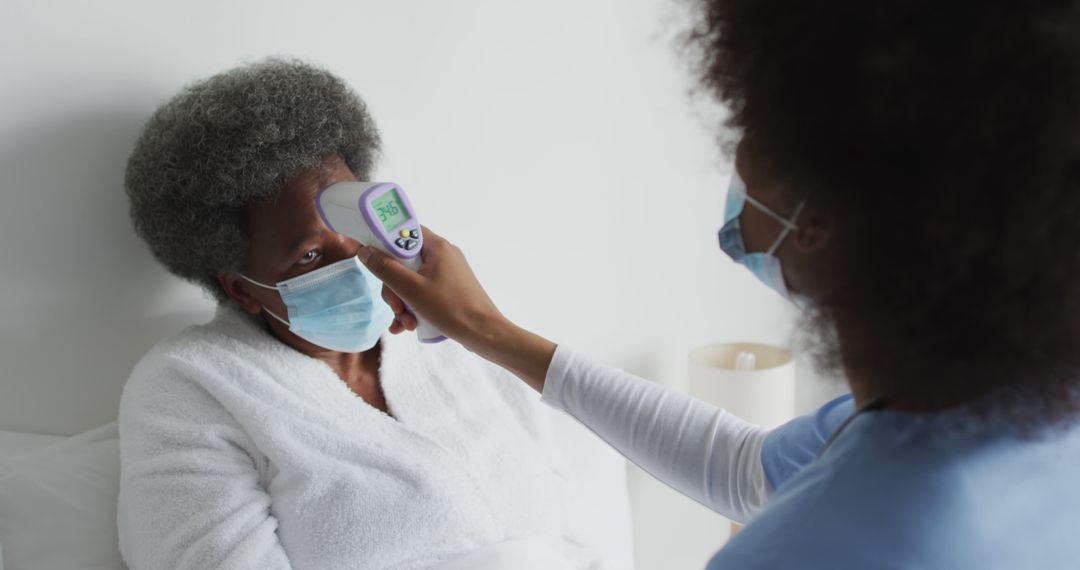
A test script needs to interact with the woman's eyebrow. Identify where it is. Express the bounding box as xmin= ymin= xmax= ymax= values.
xmin=285 ymin=229 xmax=323 ymax=256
